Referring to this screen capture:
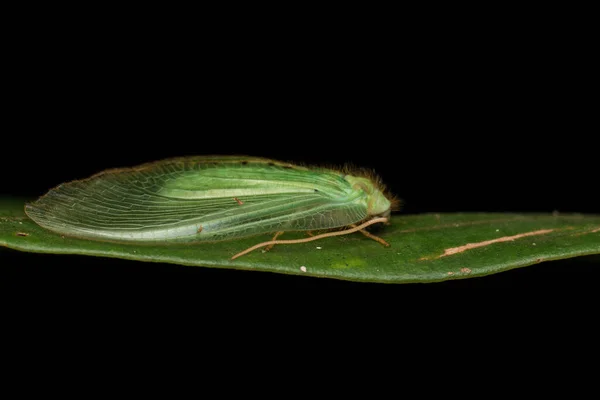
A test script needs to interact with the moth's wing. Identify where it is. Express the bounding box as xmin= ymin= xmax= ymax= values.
xmin=25 ymin=158 xmax=368 ymax=242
